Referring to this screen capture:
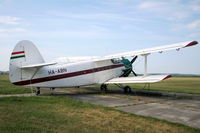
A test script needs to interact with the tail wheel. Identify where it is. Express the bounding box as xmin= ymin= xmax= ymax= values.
xmin=124 ymin=86 xmax=132 ymax=93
